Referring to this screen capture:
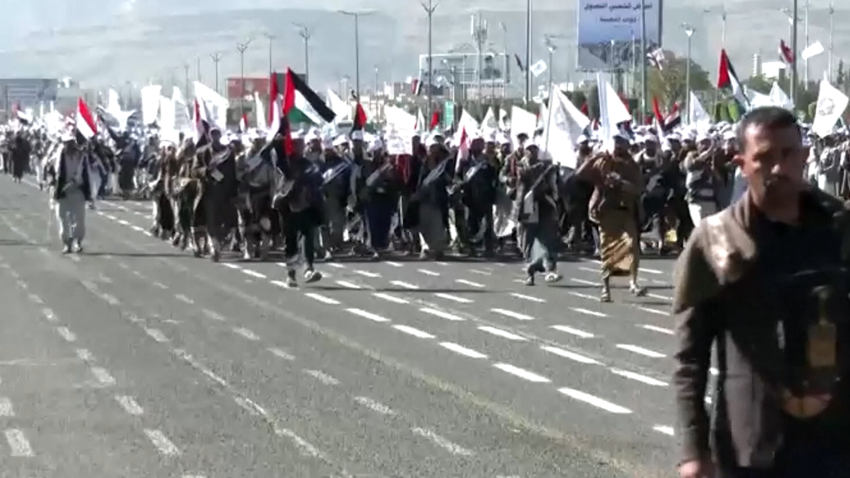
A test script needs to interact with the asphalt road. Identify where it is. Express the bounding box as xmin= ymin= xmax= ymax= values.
xmin=0 ymin=175 xmax=689 ymax=478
